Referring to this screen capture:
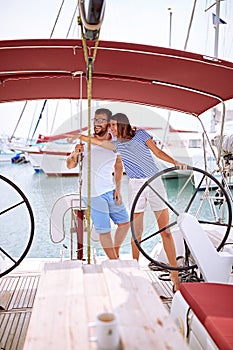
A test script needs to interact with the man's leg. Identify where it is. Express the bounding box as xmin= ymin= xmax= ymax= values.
xmin=106 ymin=190 xmax=129 ymax=258
xmin=99 ymin=232 xmax=118 ymax=259
xmin=83 ymin=195 xmax=118 ymax=259
xmin=114 ymin=222 xmax=130 ymax=258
